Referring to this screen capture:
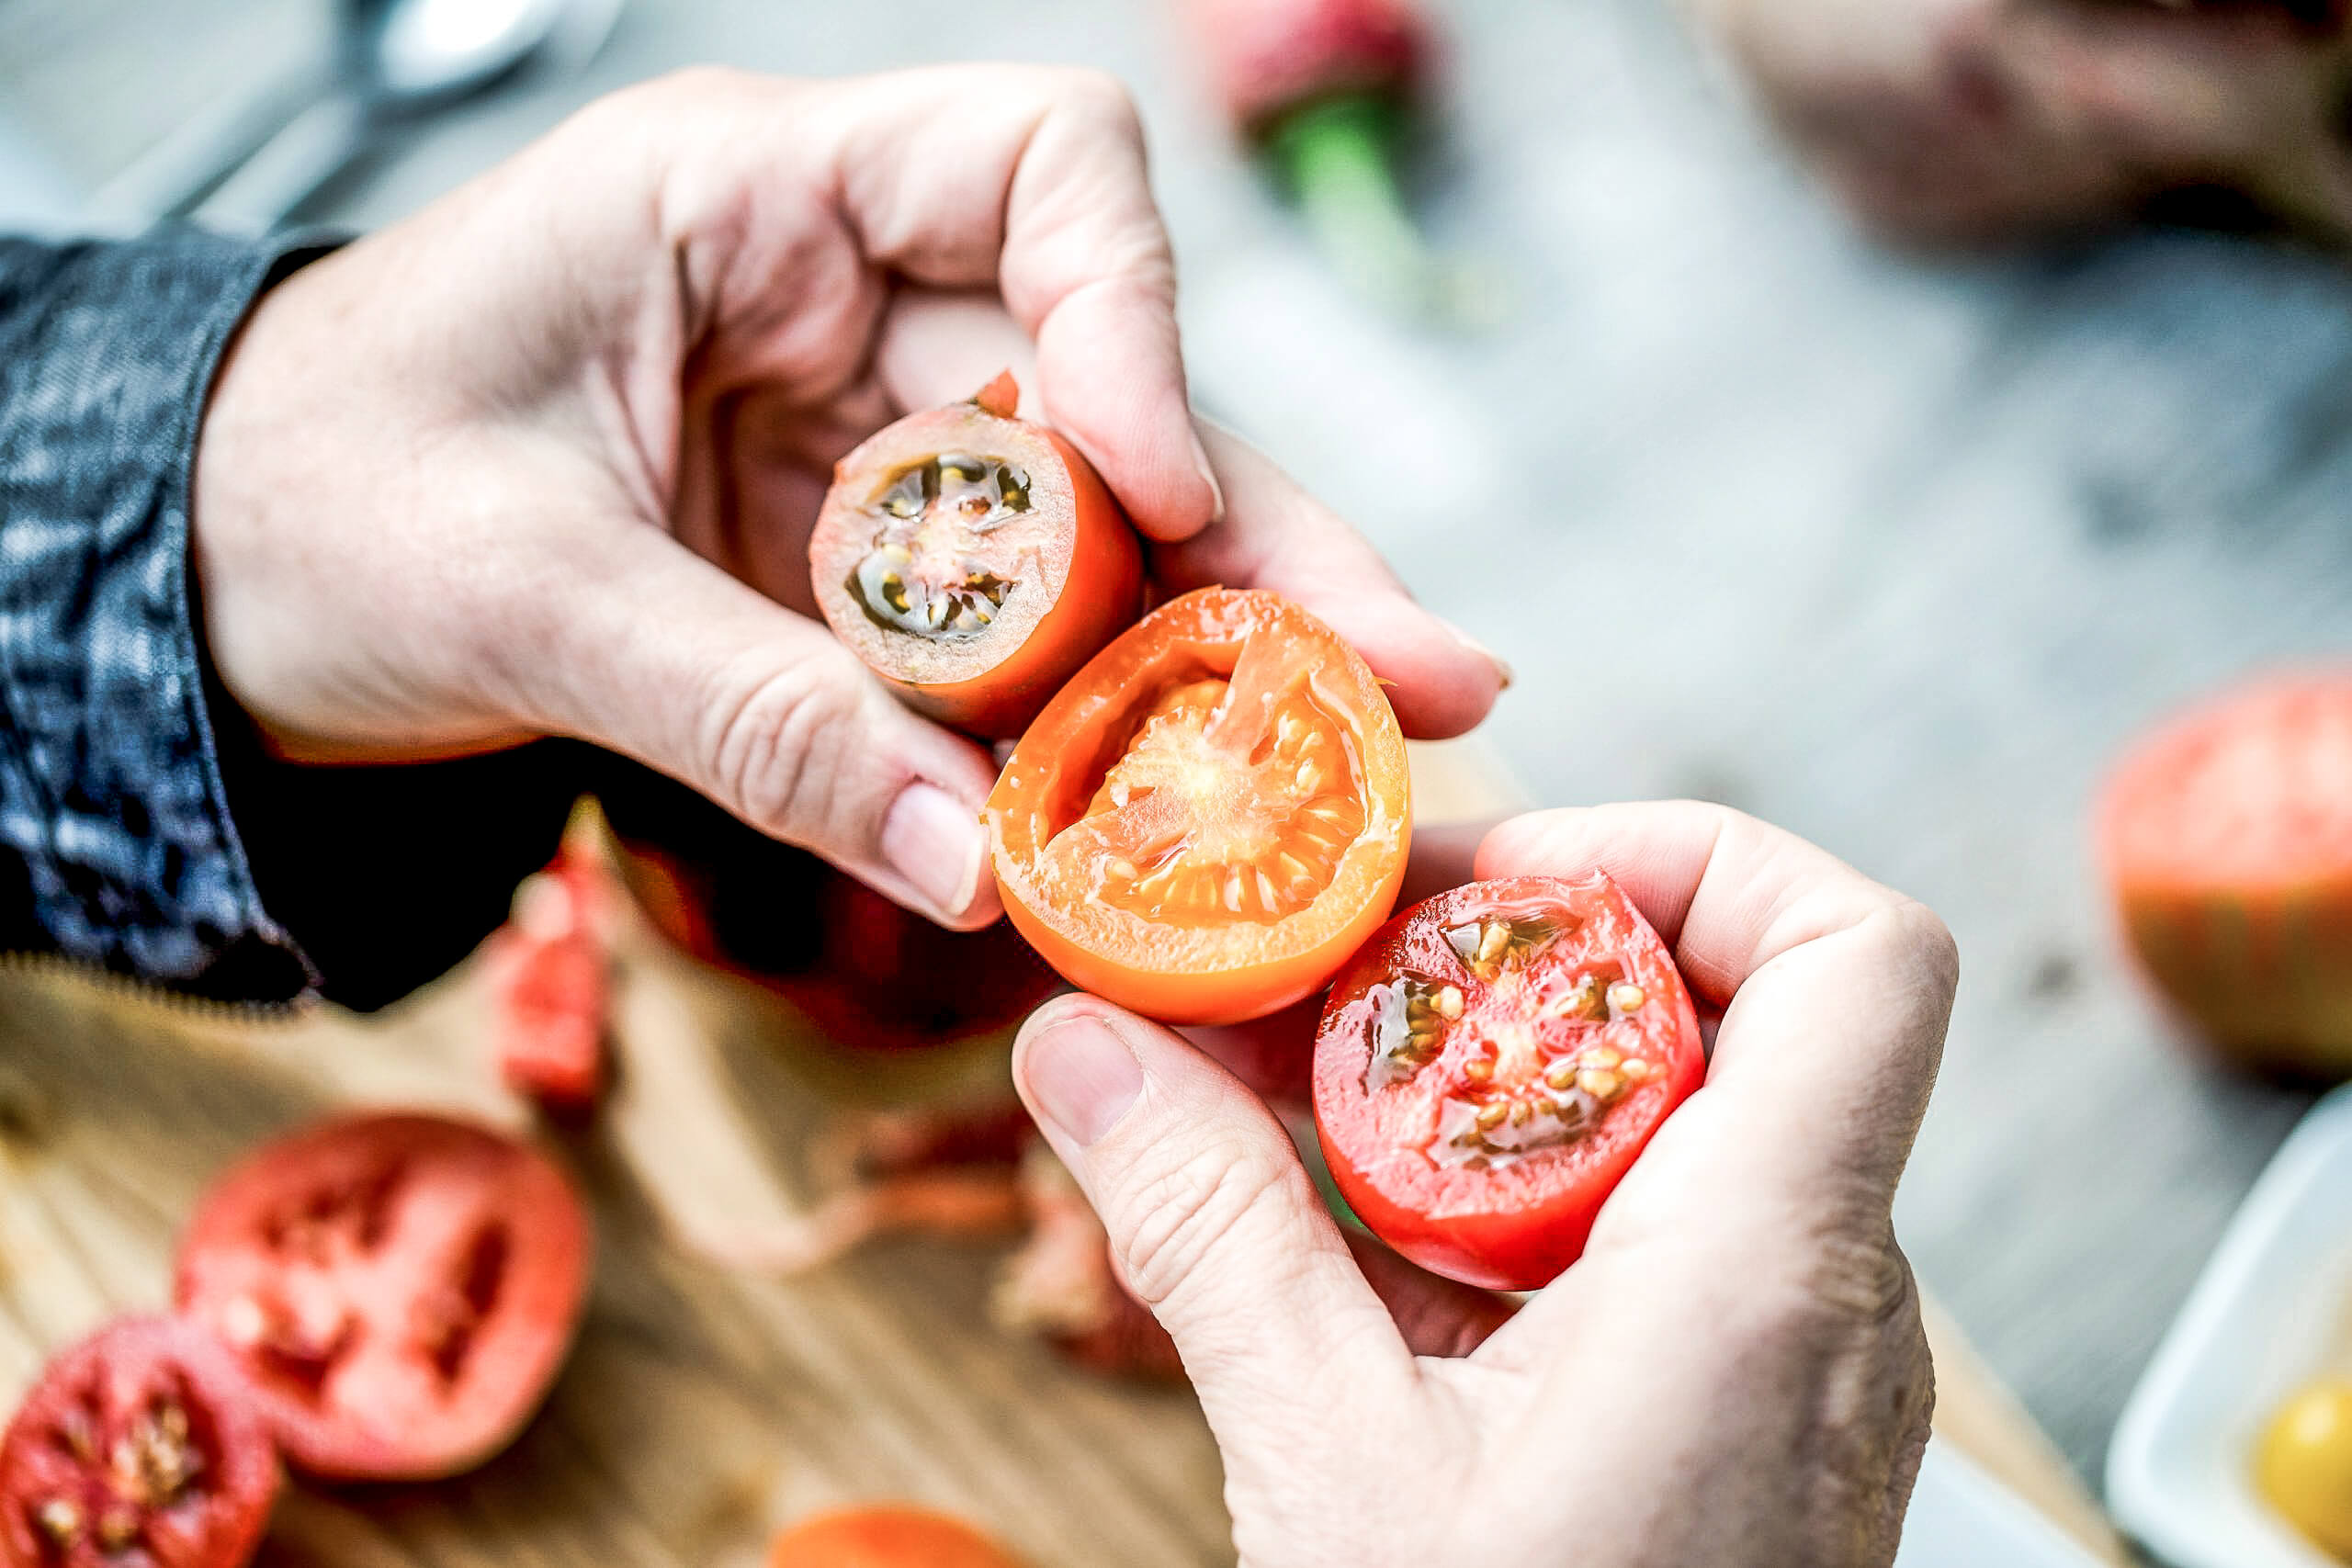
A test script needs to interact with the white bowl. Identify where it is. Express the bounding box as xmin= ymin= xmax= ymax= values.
xmin=2109 ymin=1082 xmax=2352 ymax=1568
xmin=1895 ymin=1439 xmax=2113 ymax=1568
